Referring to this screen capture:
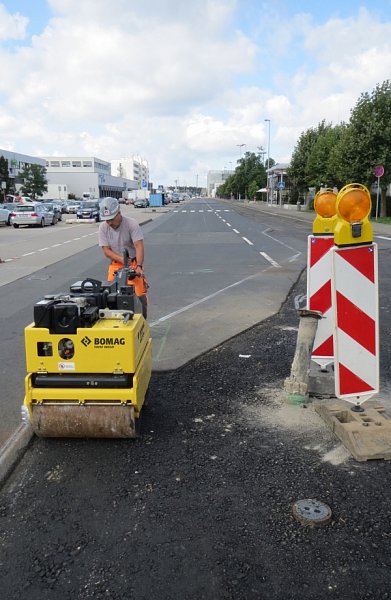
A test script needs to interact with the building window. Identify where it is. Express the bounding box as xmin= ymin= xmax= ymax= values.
xmin=61 ymin=161 xmax=71 ymax=167
xmin=83 ymin=161 xmax=92 ymax=167
xmin=72 ymin=161 xmax=81 ymax=167
xmin=50 ymin=161 xmax=60 ymax=167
